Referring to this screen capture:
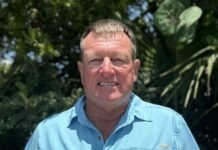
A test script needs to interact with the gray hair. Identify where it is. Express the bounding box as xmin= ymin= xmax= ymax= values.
xmin=80 ymin=19 xmax=136 ymax=60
